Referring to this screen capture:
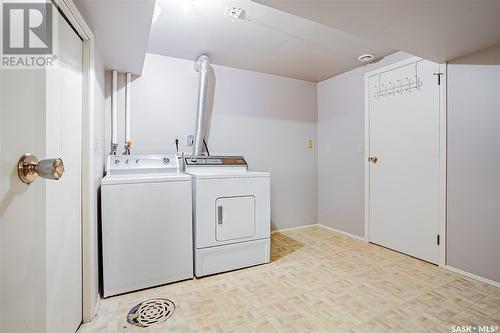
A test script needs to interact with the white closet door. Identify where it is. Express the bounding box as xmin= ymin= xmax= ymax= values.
xmin=0 ymin=9 xmax=83 ymax=333
xmin=368 ymin=59 xmax=441 ymax=264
